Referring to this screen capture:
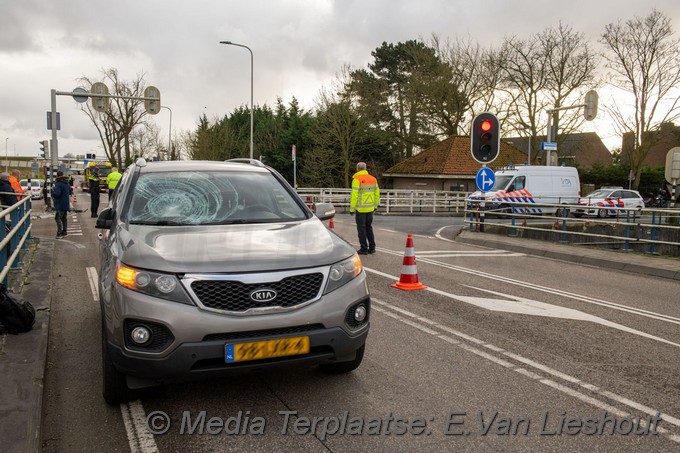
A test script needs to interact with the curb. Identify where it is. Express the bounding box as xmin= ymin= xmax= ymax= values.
xmin=0 ymin=238 xmax=54 ymax=453
xmin=456 ymin=230 xmax=680 ymax=281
